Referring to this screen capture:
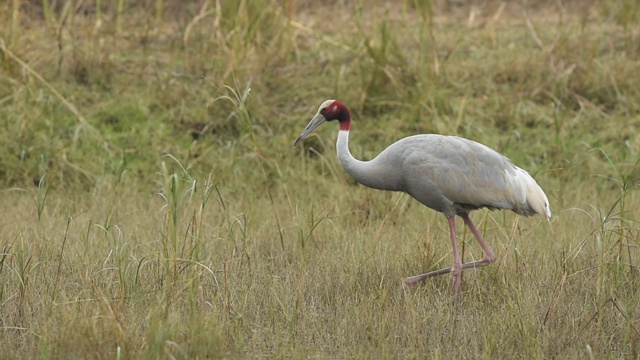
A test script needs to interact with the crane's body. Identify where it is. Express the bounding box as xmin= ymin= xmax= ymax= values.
xmin=295 ymin=100 xmax=551 ymax=297
xmin=337 ymin=132 xmax=549 ymax=219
